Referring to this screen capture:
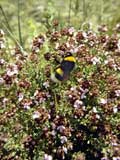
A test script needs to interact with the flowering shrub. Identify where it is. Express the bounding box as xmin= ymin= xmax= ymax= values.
xmin=0 ymin=23 xmax=120 ymax=160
